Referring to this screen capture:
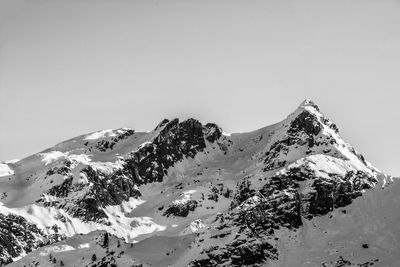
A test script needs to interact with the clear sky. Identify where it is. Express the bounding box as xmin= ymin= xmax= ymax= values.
xmin=0 ymin=0 xmax=399 ymax=176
